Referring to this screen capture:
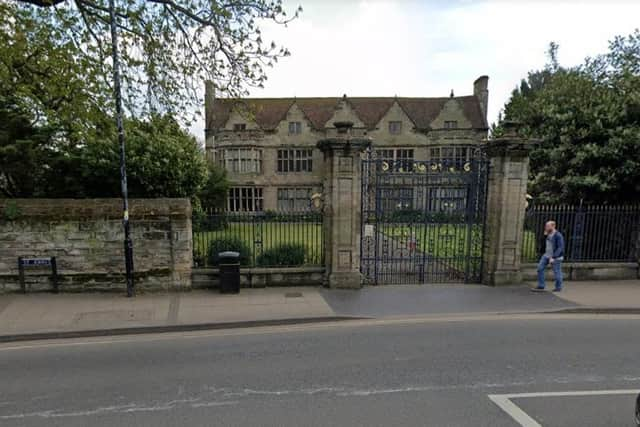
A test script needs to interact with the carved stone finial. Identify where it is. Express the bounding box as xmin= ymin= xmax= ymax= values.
xmin=501 ymin=120 xmax=522 ymax=137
